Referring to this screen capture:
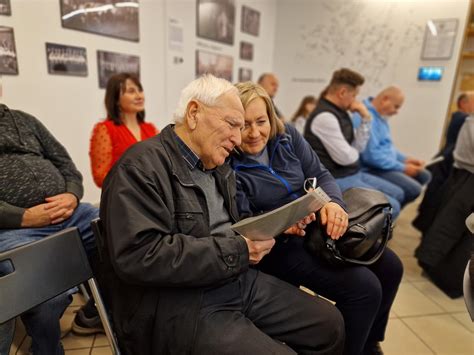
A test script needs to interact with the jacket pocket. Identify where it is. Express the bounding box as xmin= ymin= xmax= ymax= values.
xmin=174 ymin=198 xmax=205 ymax=236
